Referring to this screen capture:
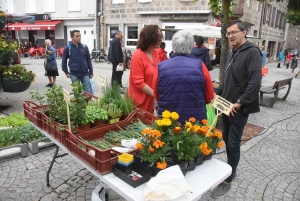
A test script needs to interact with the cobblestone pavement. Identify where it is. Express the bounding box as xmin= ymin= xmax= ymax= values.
xmin=0 ymin=58 xmax=299 ymax=201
